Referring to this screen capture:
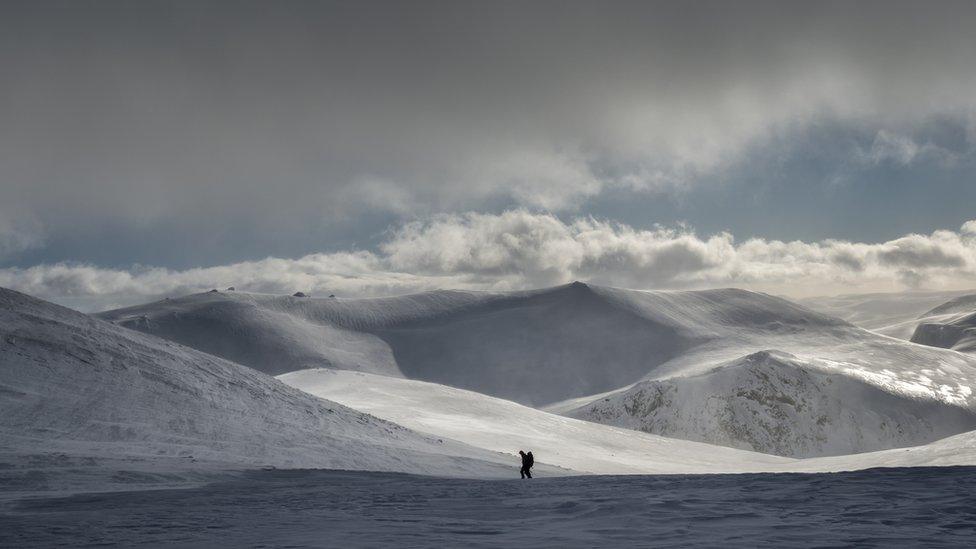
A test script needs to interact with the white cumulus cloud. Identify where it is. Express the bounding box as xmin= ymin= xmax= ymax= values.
xmin=3 ymin=211 xmax=976 ymax=312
